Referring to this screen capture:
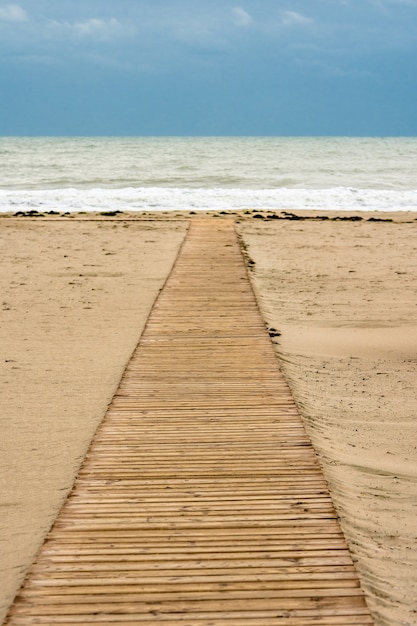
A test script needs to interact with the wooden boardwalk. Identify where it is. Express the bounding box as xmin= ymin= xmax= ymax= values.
xmin=5 ymin=219 xmax=373 ymax=626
